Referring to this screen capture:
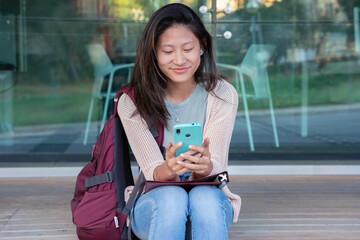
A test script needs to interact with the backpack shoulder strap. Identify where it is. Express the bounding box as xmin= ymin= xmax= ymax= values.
xmin=115 ymin=86 xmax=164 ymax=148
